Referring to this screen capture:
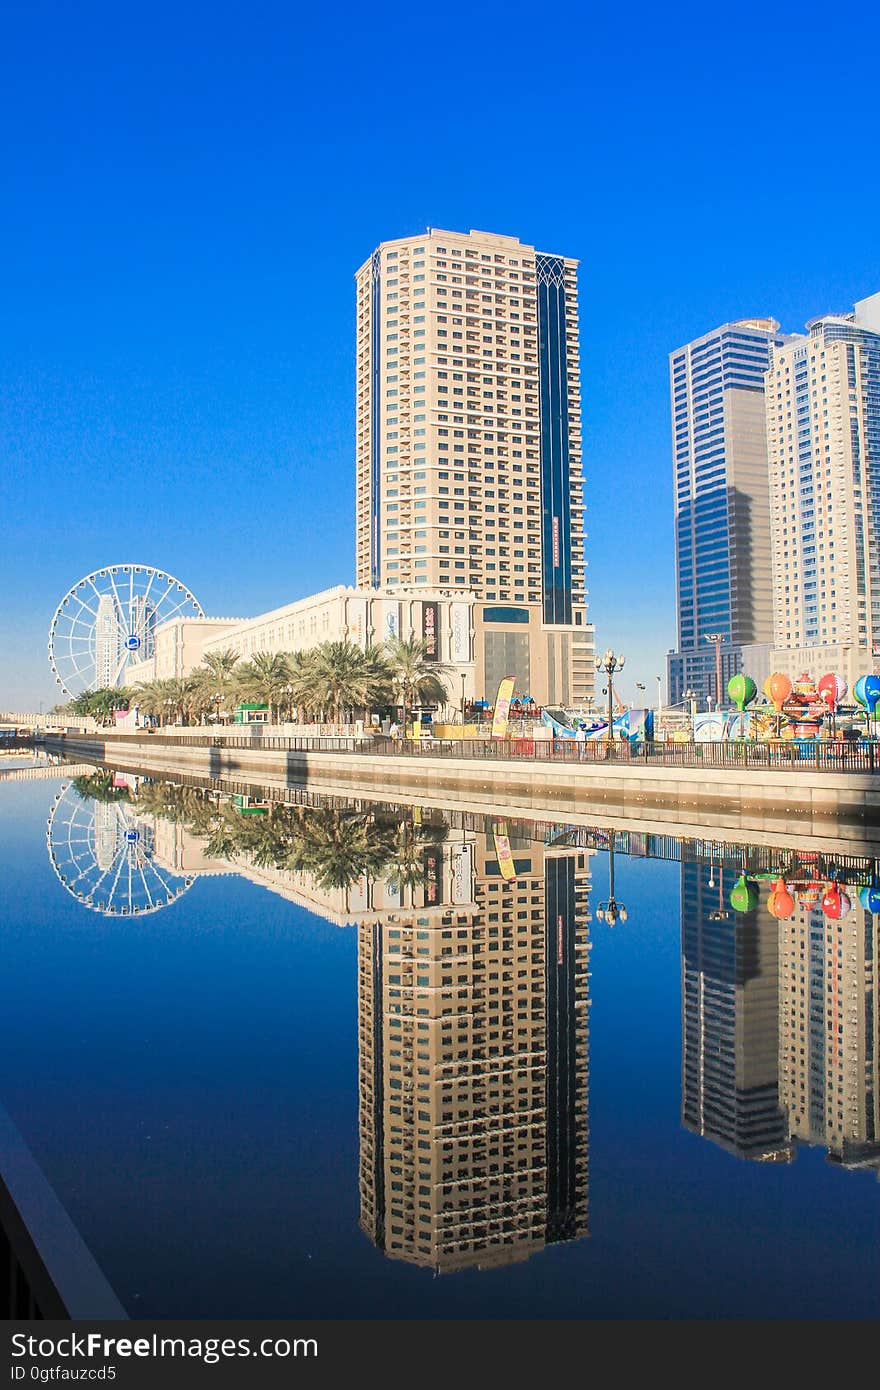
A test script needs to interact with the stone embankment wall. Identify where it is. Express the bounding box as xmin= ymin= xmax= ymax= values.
xmin=48 ymin=732 xmax=880 ymax=852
